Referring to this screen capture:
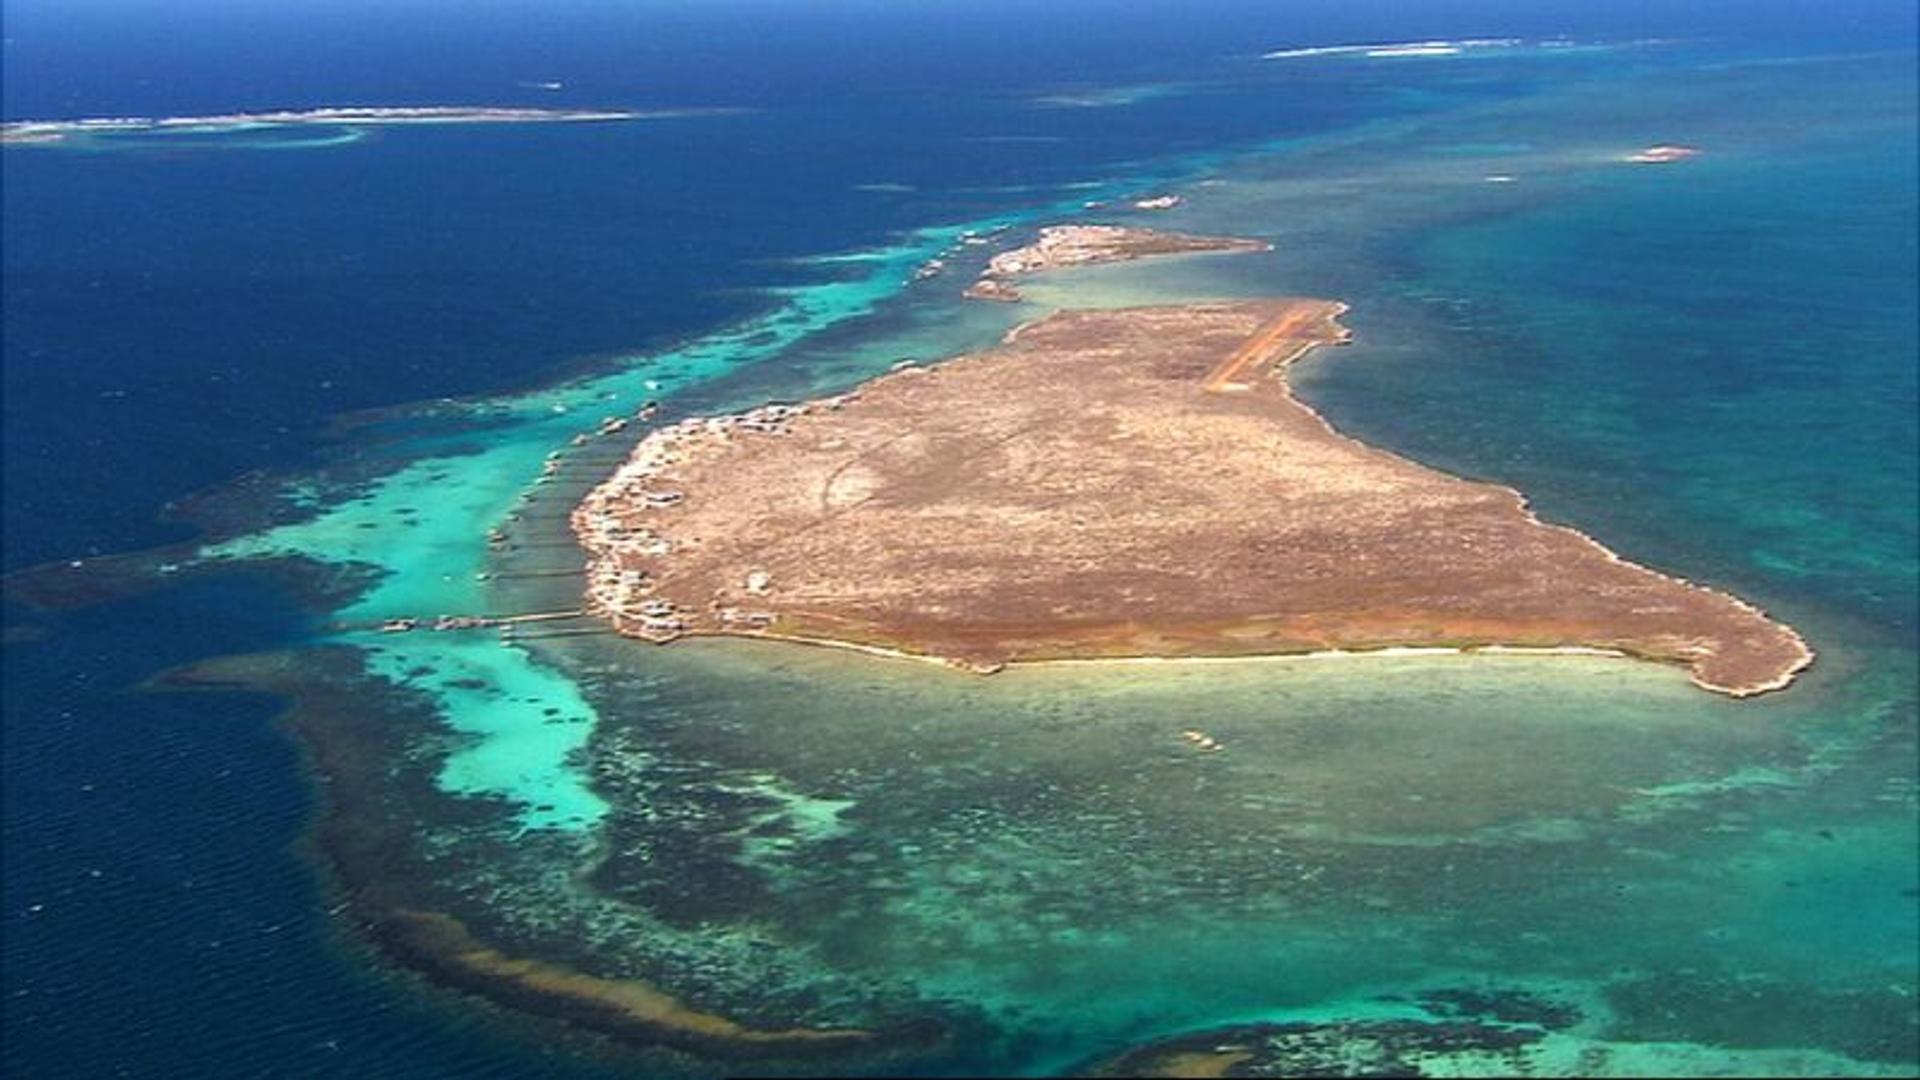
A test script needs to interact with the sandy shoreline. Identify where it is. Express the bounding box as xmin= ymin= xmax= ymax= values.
xmin=650 ymin=624 xmax=1815 ymax=699
xmin=664 ymin=626 xmax=1641 ymax=674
